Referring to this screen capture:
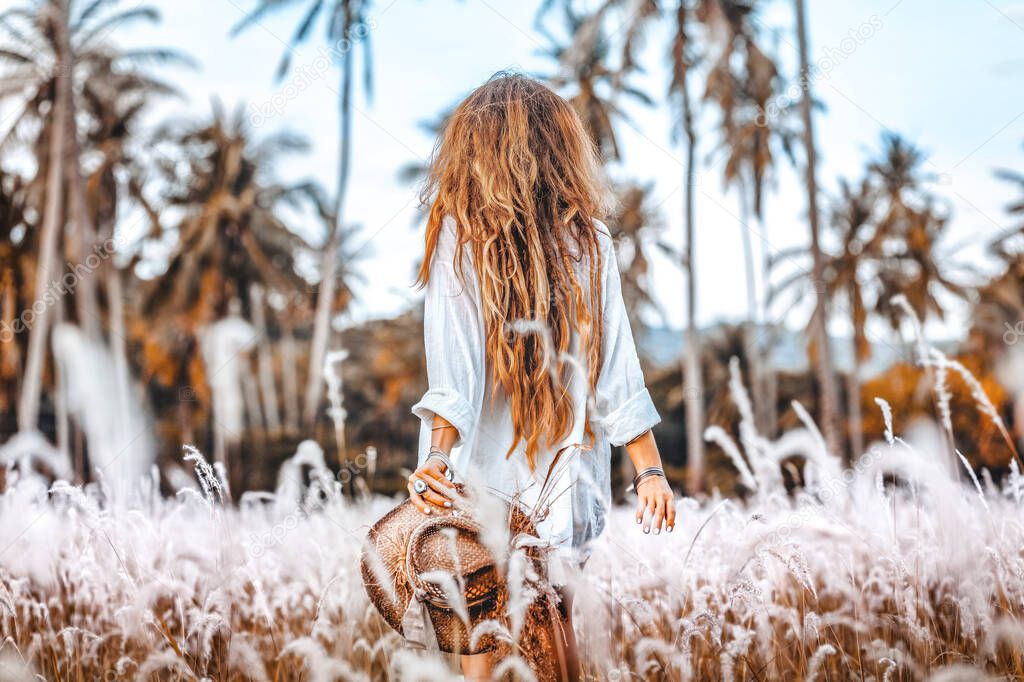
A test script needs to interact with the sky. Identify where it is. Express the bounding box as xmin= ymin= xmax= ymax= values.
xmin=5 ymin=0 xmax=1024 ymax=349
